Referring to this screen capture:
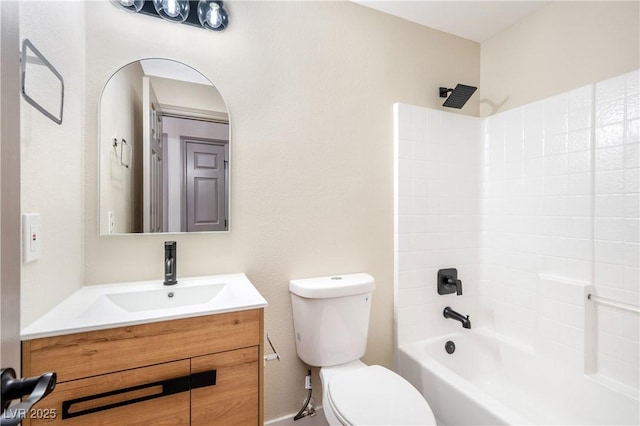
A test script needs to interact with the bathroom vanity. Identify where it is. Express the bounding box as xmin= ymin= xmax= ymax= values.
xmin=20 ymin=274 xmax=267 ymax=425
